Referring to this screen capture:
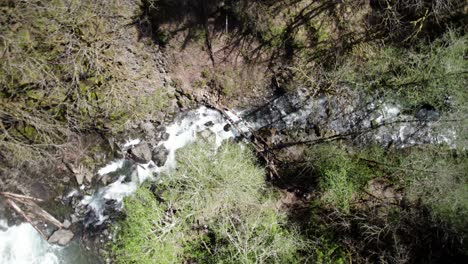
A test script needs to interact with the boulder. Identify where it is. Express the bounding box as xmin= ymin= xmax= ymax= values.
xmin=140 ymin=122 xmax=156 ymax=139
xmin=130 ymin=143 xmax=152 ymax=163
xmin=204 ymin=121 xmax=214 ymax=127
xmin=70 ymin=214 xmax=79 ymax=223
xmin=48 ymin=229 xmax=74 ymax=246
xmin=416 ymin=105 xmax=440 ymax=121
xmin=62 ymin=219 xmax=71 ymax=229
xmin=161 ymin=132 xmax=170 ymax=141
xmin=199 ymin=130 xmax=213 ymax=140
xmin=152 ymin=146 xmax=169 ymax=167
